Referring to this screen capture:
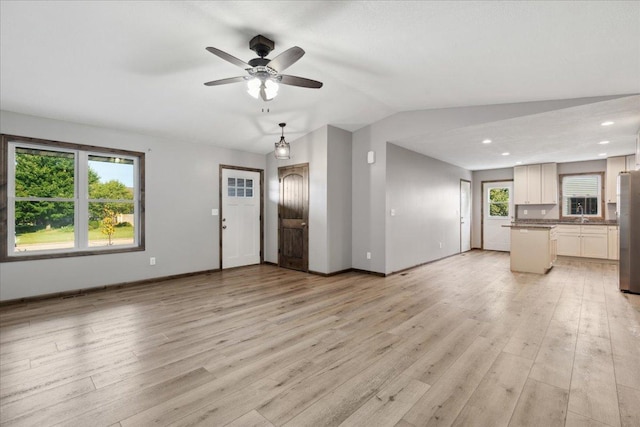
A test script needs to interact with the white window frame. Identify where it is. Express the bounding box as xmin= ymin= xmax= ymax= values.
xmin=2 ymin=135 xmax=144 ymax=260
